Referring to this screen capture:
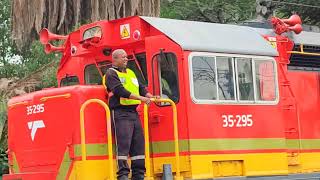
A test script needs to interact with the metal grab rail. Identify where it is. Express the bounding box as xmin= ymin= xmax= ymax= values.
xmin=144 ymin=98 xmax=183 ymax=180
xmin=8 ymin=101 xmax=28 ymax=109
xmin=287 ymin=44 xmax=320 ymax=56
xmin=40 ymin=93 xmax=71 ymax=102
xmin=79 ymin=99 xmax=114 ymax=180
